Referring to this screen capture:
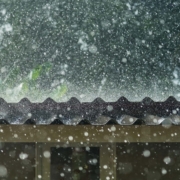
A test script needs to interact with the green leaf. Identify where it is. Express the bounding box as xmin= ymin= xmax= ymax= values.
xmin=43 ymin=62 xmax=52 ymax=72
xmin=22 ymin=82 xmax=29 ymax=93
xmin=31 ymin=65 xmax=42 ymax=80
xmin=29 ymin=62 xmax=52 ymax=81
xmin=52 ymin=84 xmax=68 ymax=99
